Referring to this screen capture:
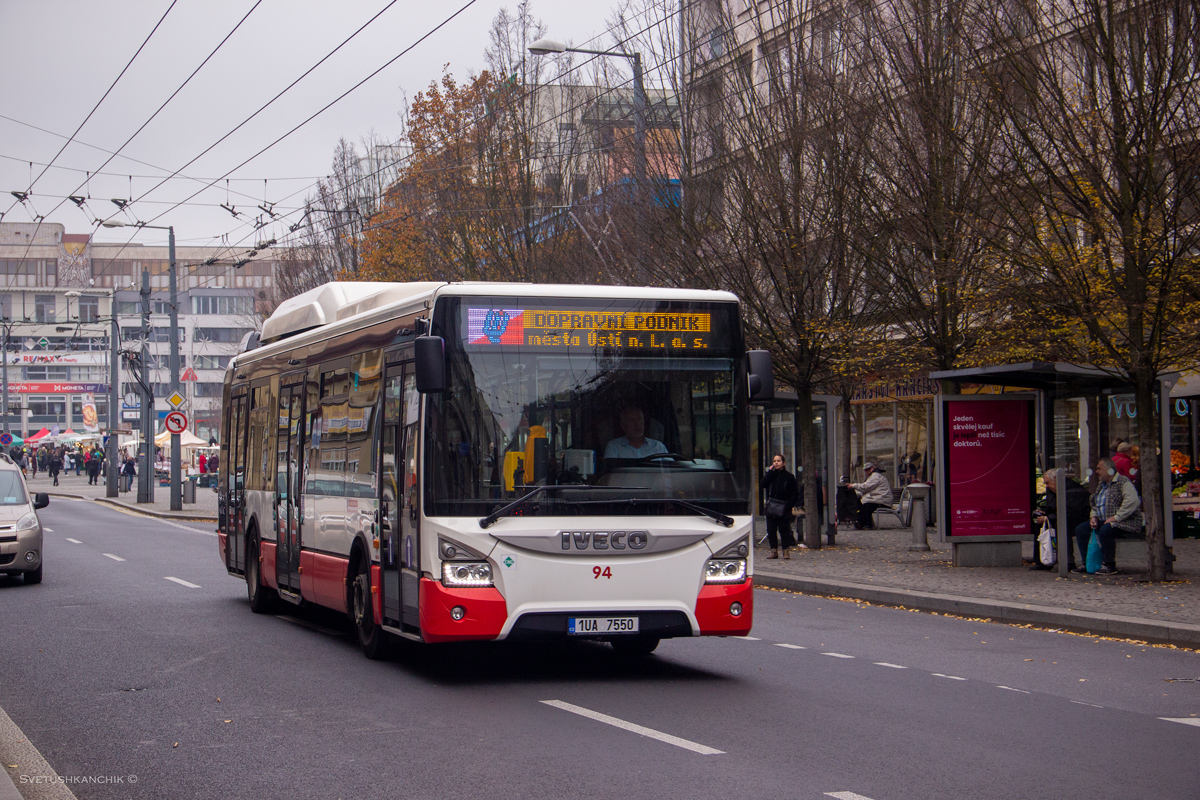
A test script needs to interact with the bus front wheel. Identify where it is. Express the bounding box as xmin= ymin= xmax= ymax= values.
xmin=351 ymin=559 xmax=388 ymax=660
xmin=610 ymin=636 xmax=660 ymax=657
xmin=246 ymin=532 xmax=275 ymax=614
